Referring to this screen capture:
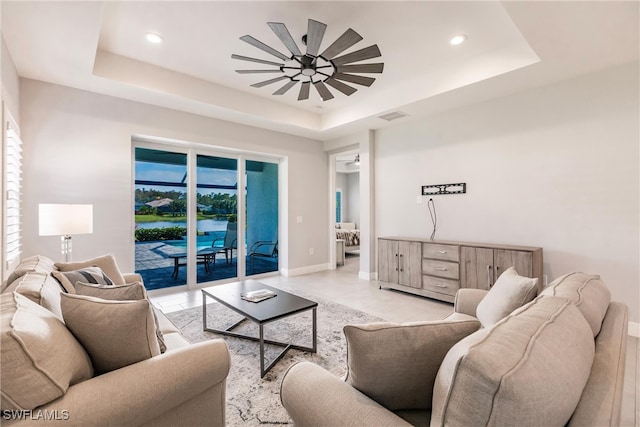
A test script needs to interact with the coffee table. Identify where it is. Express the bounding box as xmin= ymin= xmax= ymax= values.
xmin=201 ymin=280 xmax=317 ymax=377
